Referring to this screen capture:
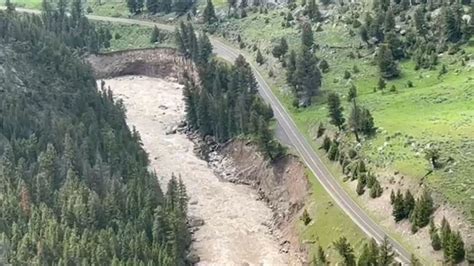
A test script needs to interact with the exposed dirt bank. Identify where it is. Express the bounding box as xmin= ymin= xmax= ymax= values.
xmin=209 ymin=140 xmax=311 ymax=262
xmin=101 ymin=76 xmax=300 ymax=265
xmin=88 ymin=48 xmax=193 ymax=81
